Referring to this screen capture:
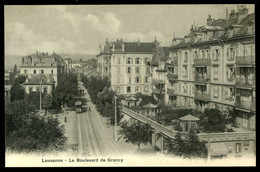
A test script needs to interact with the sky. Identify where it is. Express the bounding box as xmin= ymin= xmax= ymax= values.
xmin=5 ymin=4 xmax=254 ymax=56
